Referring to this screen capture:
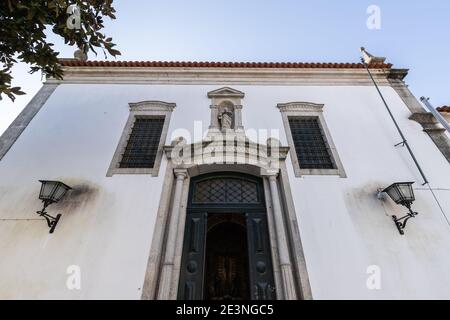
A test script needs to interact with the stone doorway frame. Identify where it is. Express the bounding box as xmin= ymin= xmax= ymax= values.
xmin=141 ymin=138 xmax=313 ymax=300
